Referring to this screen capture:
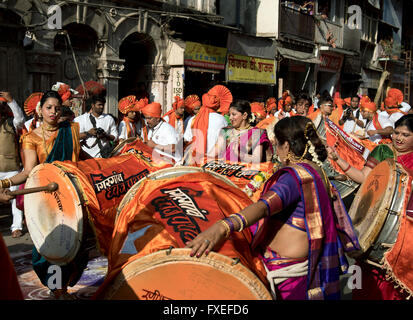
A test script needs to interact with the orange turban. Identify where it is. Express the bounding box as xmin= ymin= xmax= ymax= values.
xmin=284 ymin=96 xmax=293 ymax=105
xmin=266 ymin=97 xmax=277 ymax=112
xmin=387 ymin=88 xmax=403 ymax=105
xmin=184 ymin=94 xmax=201 ymax=113
xmin=362 ymin=102 xmax=377 ymax=113
xmin=360 ymin=95 xmax=371 ymax=109
xmin=208 ymin=85 xmax=233 ymax=114
xmin=251 ymin=102 xmax=267 ymax=118
xmin=141 ymin=102 xmax=162 ymax=118
xmin=0 ymin=97 xmax=7 ymax=103
xmin=24 ymin=92 xmax=43 ymax=116
xmin=385 ymin=96 xmax=398 ymax=108
xmin=118 ymin=95 xmax=139 ymax=114
xmin=202 ymin=93 xmax=220 ymax=110
xmin=172 ymin=96 xmax=185 ymax=110
xmin=135 ymin=97 xmax=149 ymax=111
xmin=344 ymin=97 xmax=351 ymax=106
